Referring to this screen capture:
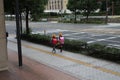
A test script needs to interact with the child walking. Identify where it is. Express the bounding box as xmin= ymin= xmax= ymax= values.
xmin=58 ymin=32 xmax=64 ymax=52
xmin=51 ymin=34 xmax=58 ymax=53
